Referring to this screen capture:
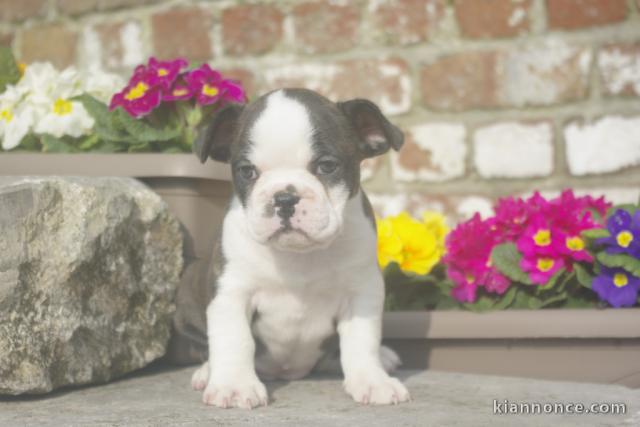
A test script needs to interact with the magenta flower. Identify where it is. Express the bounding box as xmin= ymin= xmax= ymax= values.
xmin=444 ymin=214 xmax=511 ymax=302
xmin=520 ymin=255 xmax=565 ymax=284
xmin=145 ymin=57 xmax=188 ymax=90
xmin=516 ymin=215 xmax=563 ymax=258
xmin=184 ymin=64 xmax=247 ymax=106
xmin=220 ymin=79 xmax=247 ymax=103
xmin=109 ymin=72 xmax=162 ymax=118
xmin=185 ymin=64 xmax=224 ymax=105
